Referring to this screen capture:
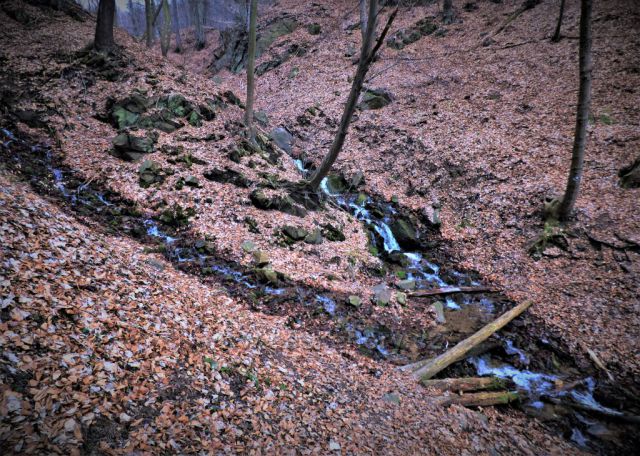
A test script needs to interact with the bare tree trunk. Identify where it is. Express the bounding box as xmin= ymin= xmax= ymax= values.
xmin=307 ymin=2 xmax=397 ymax=191
xmin=145 ymin=0 xmax=154 ymax=47
xmin=160 ymin=0 xmax=170 ymax=57
xmin=171 ymin=0 xmax=182 ymax=52
xmin=556 ymin=0 xmax=592 ymax=220
xmin=551 ymin=0 xmax=565 ymax=42
xmin=94 ymin=0 xmax=116 ymax=52
xmin=442 ymin=0 xmax=455 ymax=25
xmin=359 ymin=0 xmax=377 ymax=57
xmin=190 ymin=0 xmax=206 ymax=50
xmin=244 ymin=0 xmax=258 ymax=143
